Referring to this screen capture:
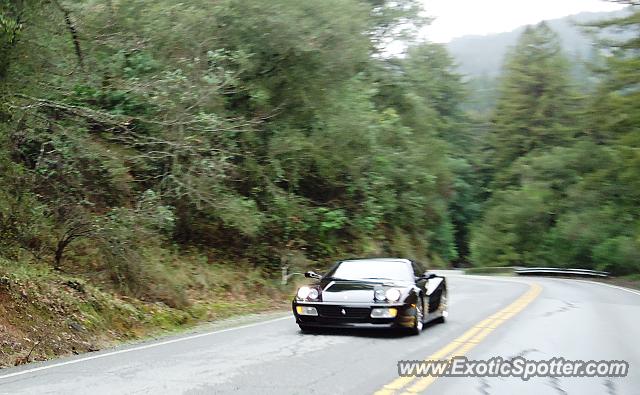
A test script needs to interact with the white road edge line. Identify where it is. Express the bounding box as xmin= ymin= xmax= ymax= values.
xmin=454 ymin=272 xmax=640 ymax=297
xmin=572 ymin=279 xmax=640 ymax=297
xmin=0 ymin=315 xmax=291 ymax=380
